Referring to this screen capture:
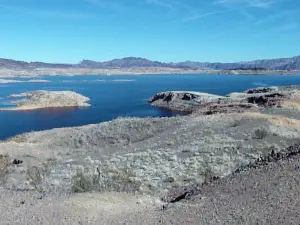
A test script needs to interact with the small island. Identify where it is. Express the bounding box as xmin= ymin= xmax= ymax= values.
xmin=0 ymin=90 xmax=91 ymax=111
